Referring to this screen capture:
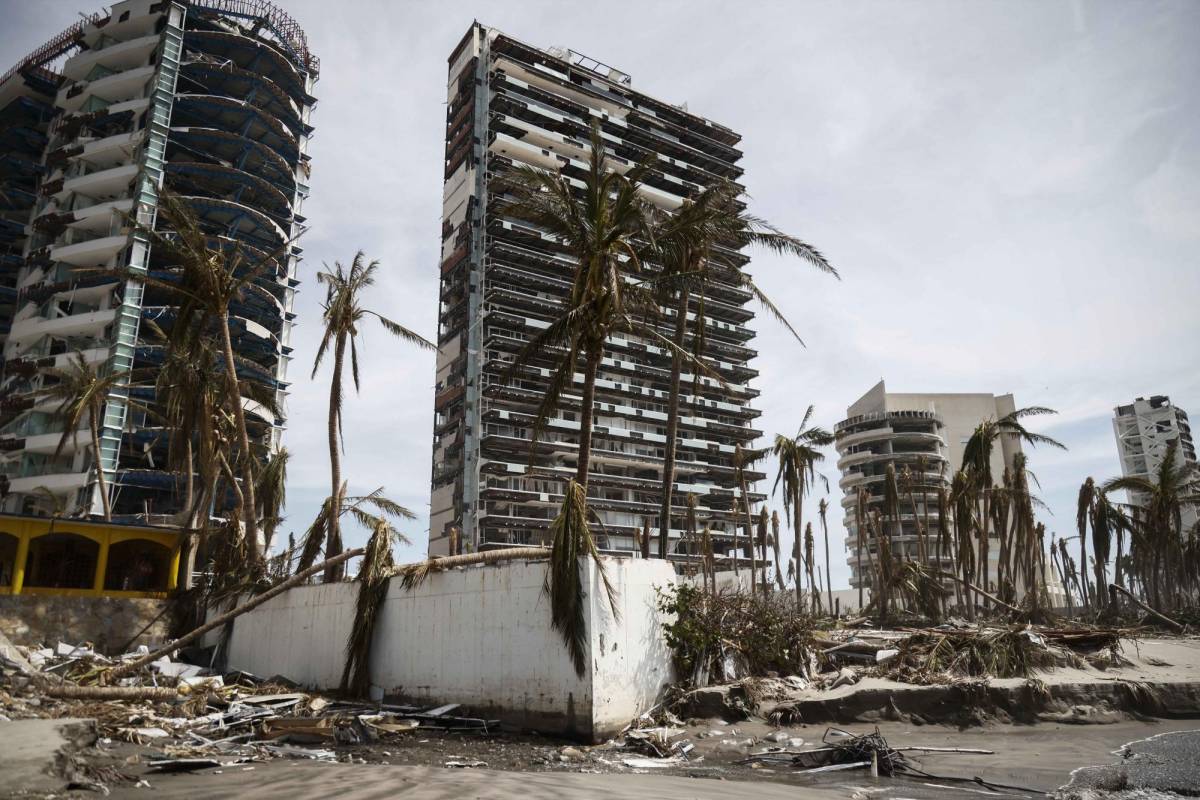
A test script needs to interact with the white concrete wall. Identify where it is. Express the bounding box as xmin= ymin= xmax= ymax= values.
xmin=217 ymin=556 xmax=677 ymax=741
xmin=586 ymin=558 xmax=676 ymax=737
